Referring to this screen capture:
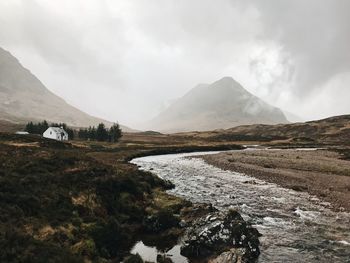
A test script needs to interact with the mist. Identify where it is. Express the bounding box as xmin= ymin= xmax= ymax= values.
xmin=1 ymin=0 xmax=349 ymax=127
